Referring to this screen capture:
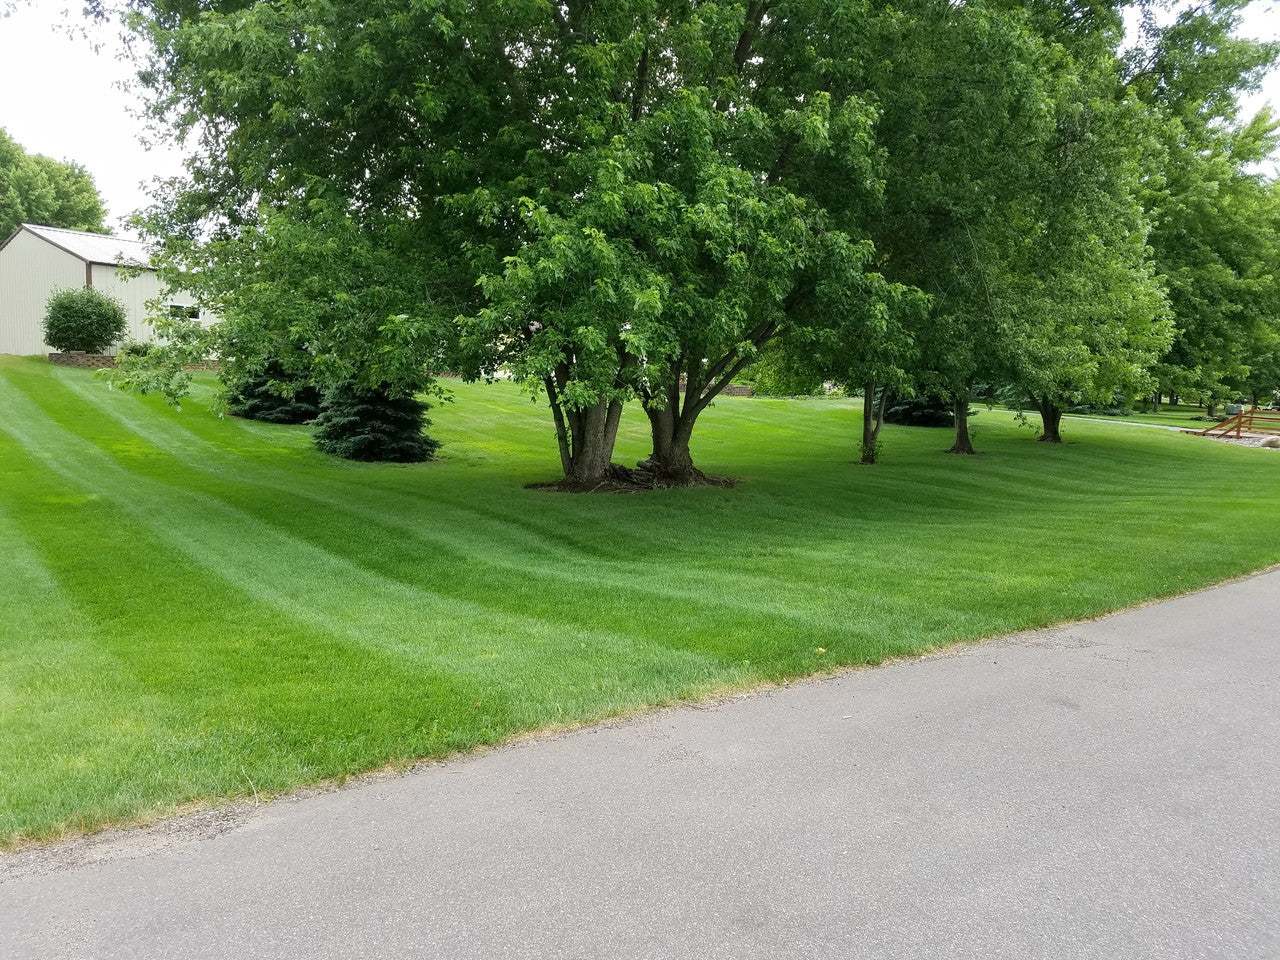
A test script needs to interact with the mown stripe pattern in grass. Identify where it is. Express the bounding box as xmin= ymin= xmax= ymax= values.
xmin=1 ymin=356 xmax=1278 ymax=845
